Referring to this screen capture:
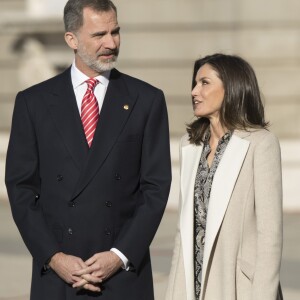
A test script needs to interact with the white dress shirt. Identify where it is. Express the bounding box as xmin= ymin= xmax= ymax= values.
xmin=71 ymin=62 xmax=110 ymax=114
xmin=70 ymin=62 xmax=130 ymax=270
